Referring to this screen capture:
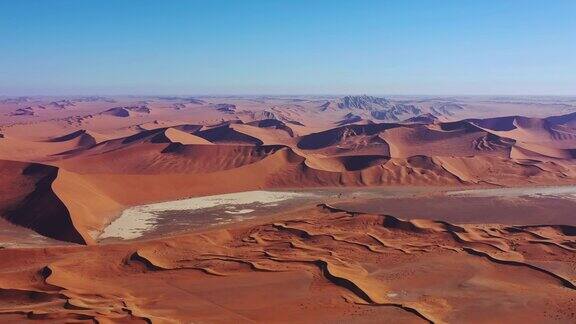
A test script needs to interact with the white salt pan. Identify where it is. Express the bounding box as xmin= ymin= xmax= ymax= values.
xmin=99 ymin=191 xmax=312 ymax=240
xmin=225 ymin=209 xmax=255 ymax=214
